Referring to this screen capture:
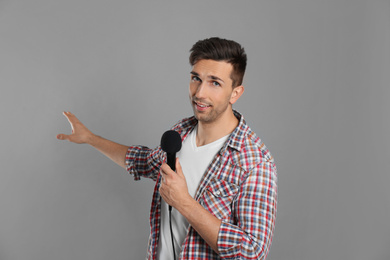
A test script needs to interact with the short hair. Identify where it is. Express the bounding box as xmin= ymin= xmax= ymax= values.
xmin=189 ymin=37 xmax=247 ymax=87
